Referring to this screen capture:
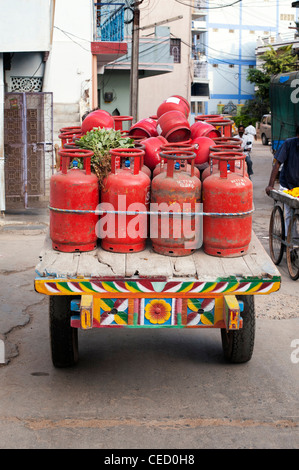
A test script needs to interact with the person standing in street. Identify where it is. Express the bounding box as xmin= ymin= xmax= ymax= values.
xmin=265 ymin=126 xmax=299 ymax=233
xmin=235 ymin=124 xmax=254 ymax=178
